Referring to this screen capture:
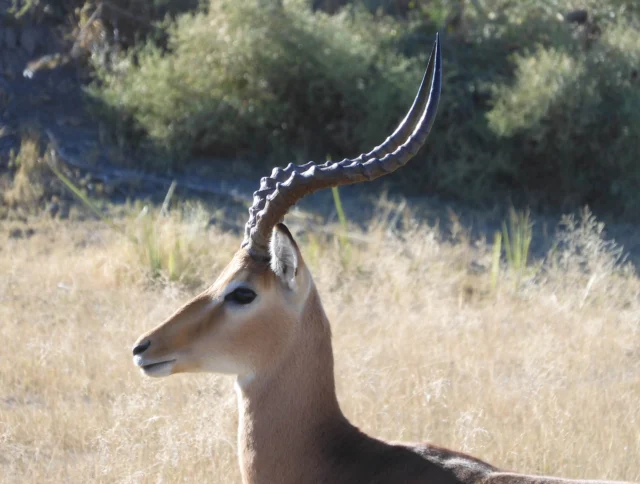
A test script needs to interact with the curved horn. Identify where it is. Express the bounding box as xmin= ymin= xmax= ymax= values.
xmin=252 ymin=38 xmax=437 ymax=192
xmin=242 ymin=33 xmax=442 ymax=260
